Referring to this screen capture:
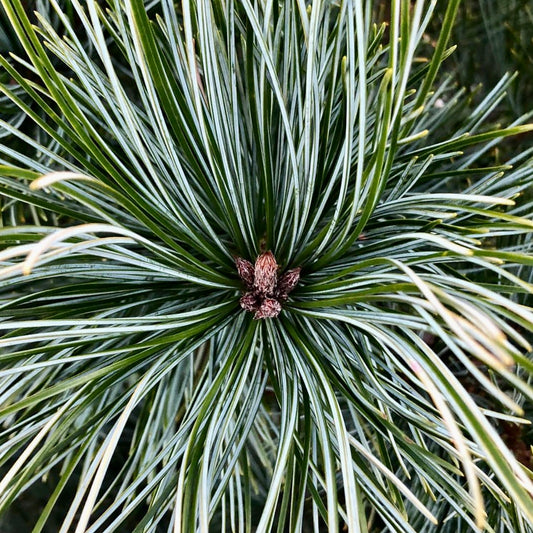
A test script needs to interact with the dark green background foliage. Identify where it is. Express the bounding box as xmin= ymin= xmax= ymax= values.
xmin=0 ymin=0 xmax=532 ymax=532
